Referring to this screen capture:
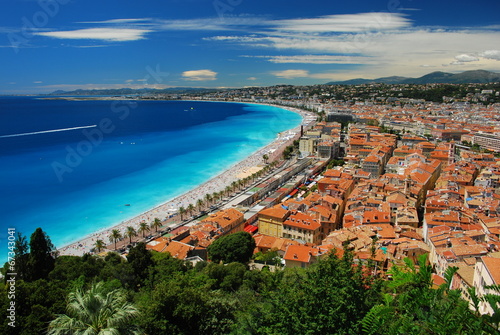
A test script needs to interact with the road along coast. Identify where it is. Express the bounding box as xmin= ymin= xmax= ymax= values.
xmin=57 ymin=104 xmax=315 ymax=256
